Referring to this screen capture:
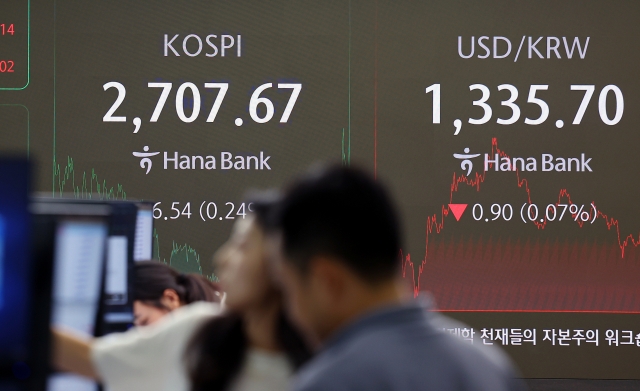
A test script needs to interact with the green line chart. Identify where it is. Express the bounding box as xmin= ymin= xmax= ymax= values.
xmin=53 ymin=156 xmax=126 ymax=199
xmin=153 ymin=228 xmax=217 ymax=279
